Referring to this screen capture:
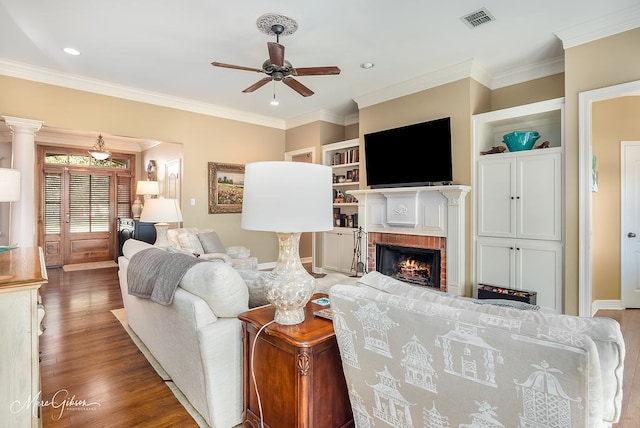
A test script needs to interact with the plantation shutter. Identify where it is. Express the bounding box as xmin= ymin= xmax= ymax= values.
xmin=44 ymin=172 xmax=62 ymax=235
xmin=69 ymin=173 xmax=110 ymax=233
xmin=116 ymin=174 xmax=132 ymax=219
